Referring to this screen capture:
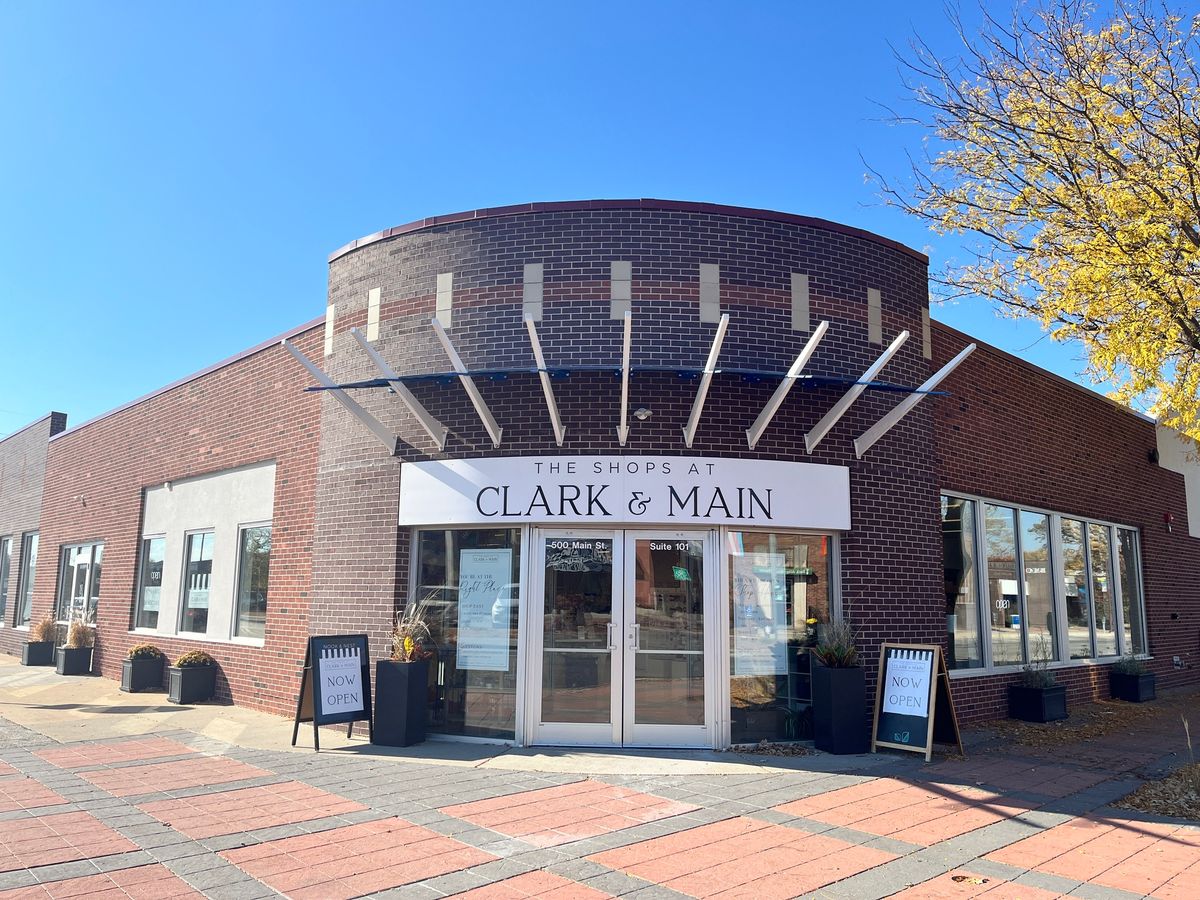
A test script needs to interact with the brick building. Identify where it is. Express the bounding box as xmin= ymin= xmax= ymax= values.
xmin=1 ymin=200 xmax=1195 ymax=747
